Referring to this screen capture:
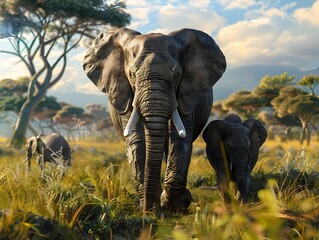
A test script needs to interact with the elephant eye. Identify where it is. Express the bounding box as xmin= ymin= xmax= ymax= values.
xmin=129 ymin=66 xmax=137 ymax=79
xmin=130 ymin=70 xmax=136 ymax=79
